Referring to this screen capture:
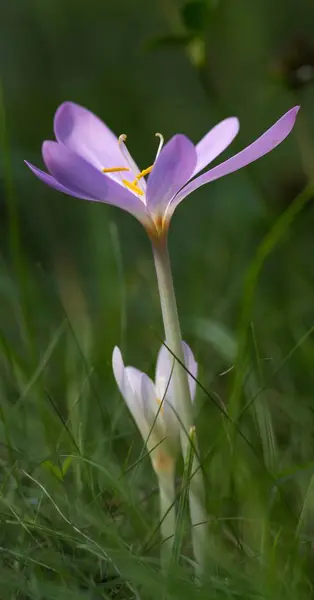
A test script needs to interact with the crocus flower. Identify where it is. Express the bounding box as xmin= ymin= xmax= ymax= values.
xmin=25 ymin=102 xmax=299 ymax=240
xmin=112 ymin=342 xmax=197 ymax=474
